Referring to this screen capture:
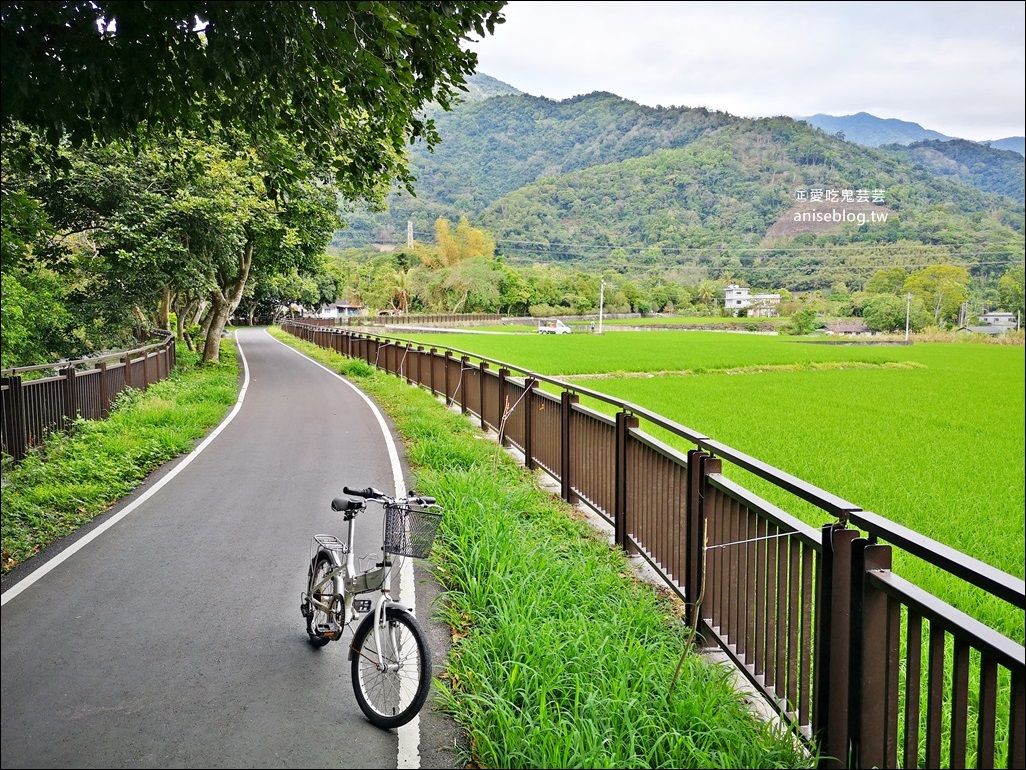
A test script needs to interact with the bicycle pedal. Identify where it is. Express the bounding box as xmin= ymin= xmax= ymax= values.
xmin=353 ymin=600 xmax=372 ymax=613
xmin=315 ymin=622 xmax=343 ymax=639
